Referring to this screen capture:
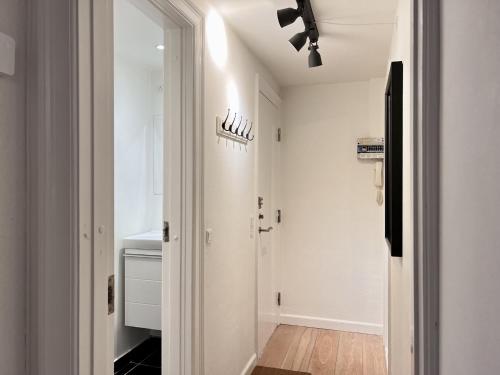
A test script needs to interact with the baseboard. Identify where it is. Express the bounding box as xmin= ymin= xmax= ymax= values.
xmin=279 ymin=314 xmax=383 ymax=335
xmin=385 ymin=346 xmax=389 ymax=369
xmin=240 ymin=353 xmax=257 ymax=375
